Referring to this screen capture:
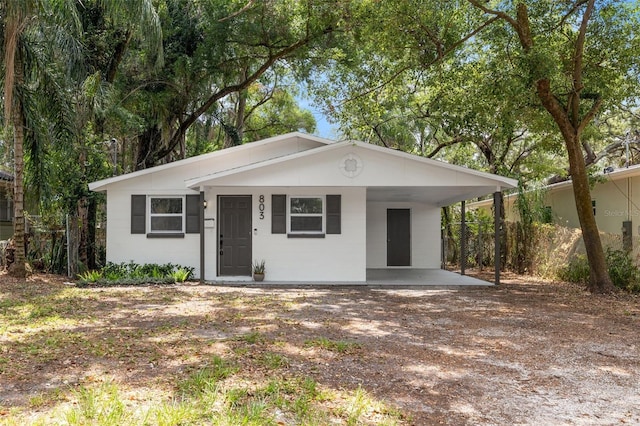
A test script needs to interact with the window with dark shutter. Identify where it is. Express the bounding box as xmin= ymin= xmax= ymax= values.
xmin=131 ymin=195 xmax=146 ymax=234
xmin=185 ymin=194 xmax=201 ymax=233
xmin=326 ymin=195 xmax=341 ymax=234
xmin=272 ymin=194 xmax=286 ymax=234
